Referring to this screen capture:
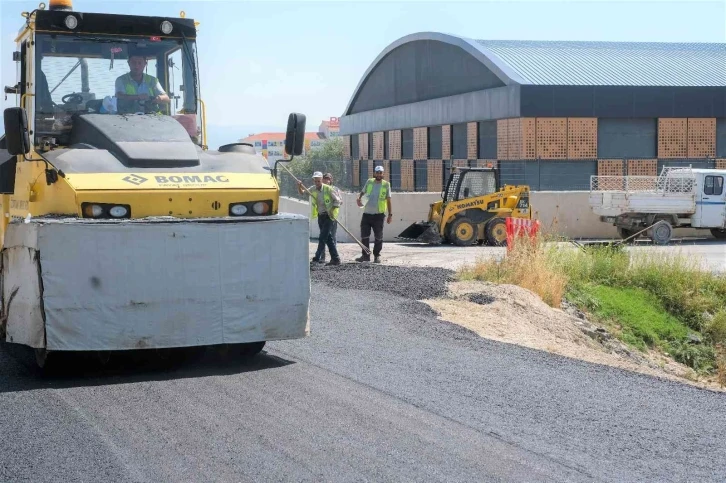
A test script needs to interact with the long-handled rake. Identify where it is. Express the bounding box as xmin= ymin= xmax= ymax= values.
xmin=279 ymin=163 xmax=371 ymax=256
